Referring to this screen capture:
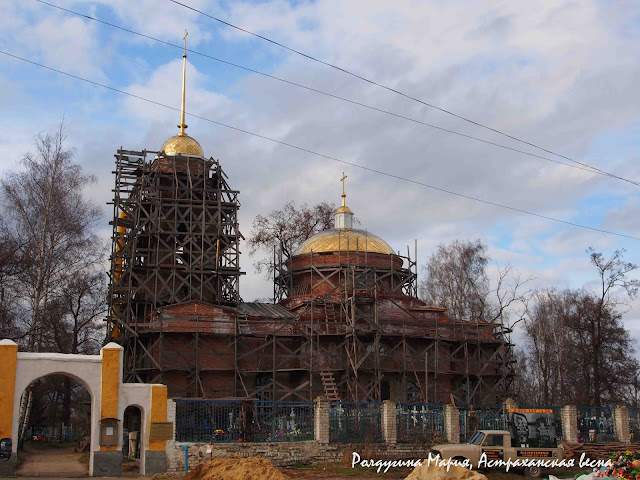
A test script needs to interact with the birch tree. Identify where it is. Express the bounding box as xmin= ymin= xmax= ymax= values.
xmin=1 ymin=122 xmax=102 ymax=444
xmin=419 ymin=239 xmax=531 ymax=324
xmin=516 ymin=249 xmax=638 ymax=405
xmin=587 ymin=248 xmax=639 ymax=406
